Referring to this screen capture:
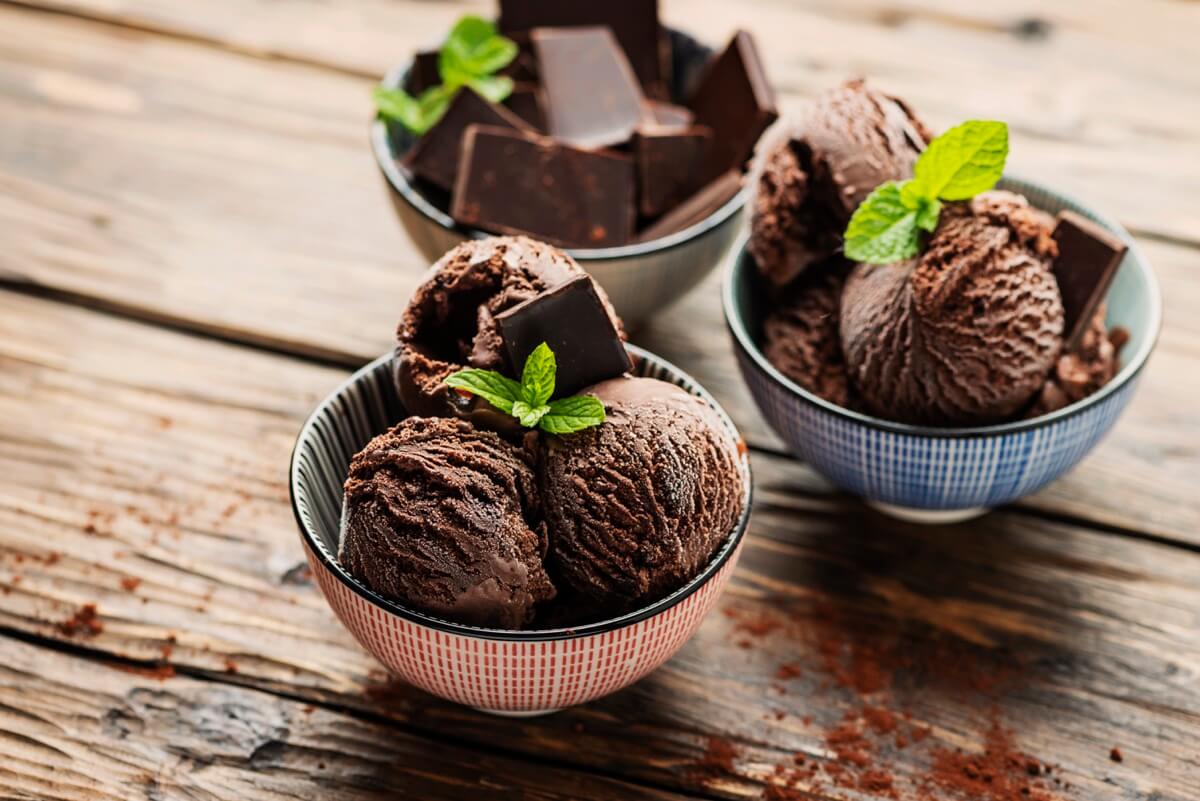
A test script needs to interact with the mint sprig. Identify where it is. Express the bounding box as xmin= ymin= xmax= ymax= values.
xmin=844 ymin=120 xmax=1009 ymax=264
xmin=374 ymin=15 xmax=518 ymax=135
xmin=445 ymin=342 xmax=607 ymax=435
